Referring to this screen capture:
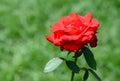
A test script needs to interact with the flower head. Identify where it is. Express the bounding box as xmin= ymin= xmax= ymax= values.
xmin=46 ymin=12 xmax=99 ymax=52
